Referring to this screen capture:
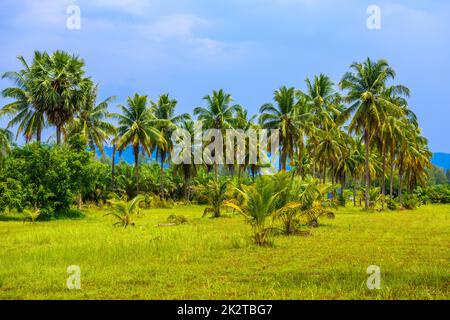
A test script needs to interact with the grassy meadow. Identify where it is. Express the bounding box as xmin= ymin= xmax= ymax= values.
xmin=0 ymin=204 xmax=448 ymax=300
